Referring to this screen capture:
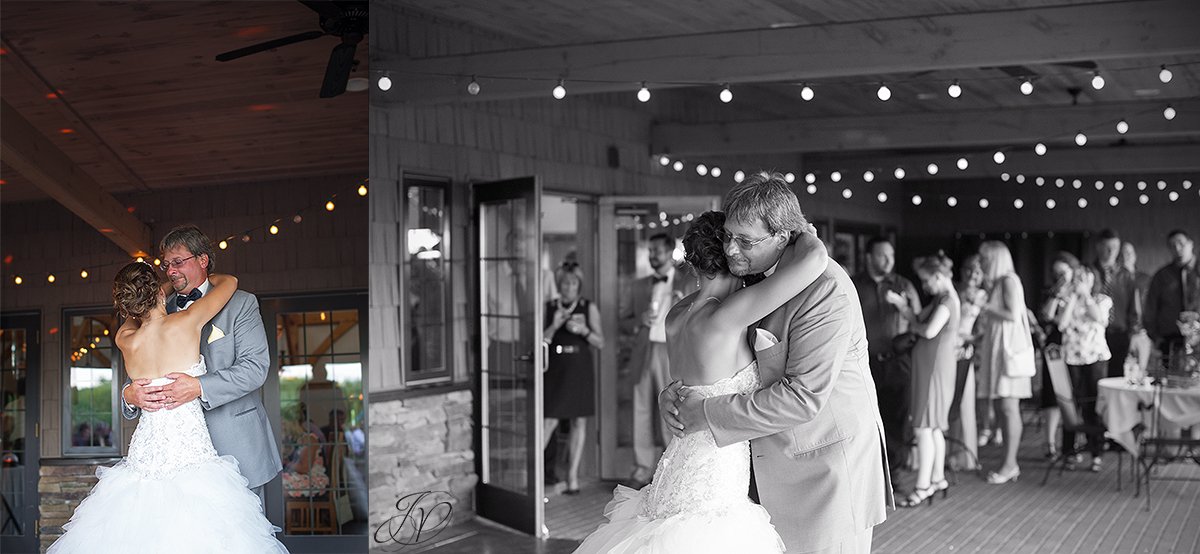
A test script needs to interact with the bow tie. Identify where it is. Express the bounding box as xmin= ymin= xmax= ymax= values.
xmin=743 ymin=273 xmax=766 ymax=286
xmin=652 ymin=275 xmax=669 ymax=284
xmin=176 ymin=288 xmax=203 ymax=308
